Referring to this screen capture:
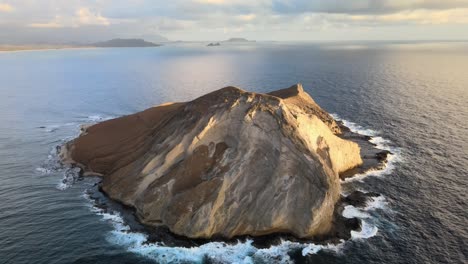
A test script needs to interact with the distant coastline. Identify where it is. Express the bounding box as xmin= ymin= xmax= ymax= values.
xmin=0 ymin=45 xmax=93 ymax=52
xmin=0 ymin=38 xmax=161 ymax=53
